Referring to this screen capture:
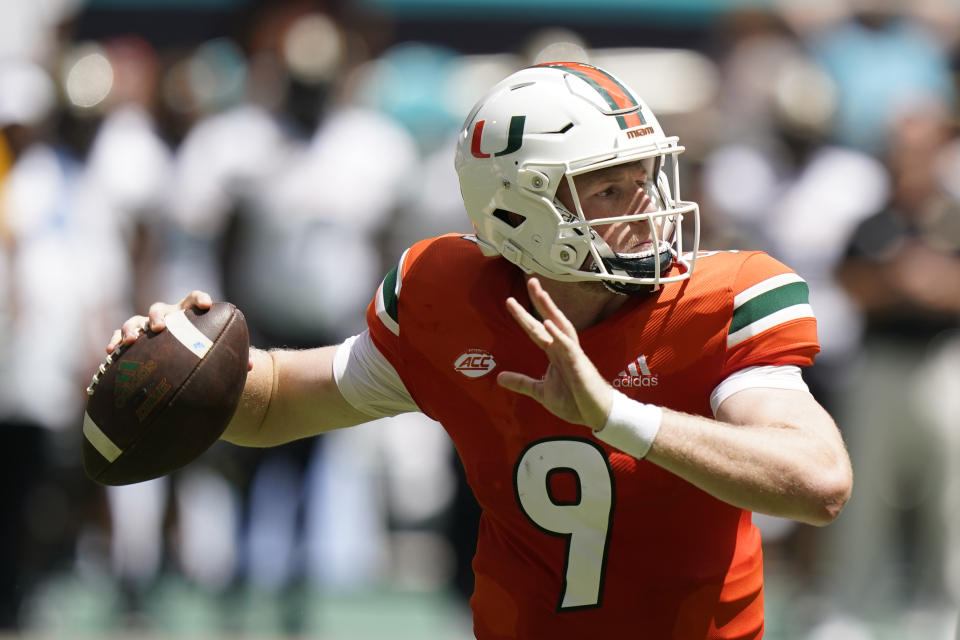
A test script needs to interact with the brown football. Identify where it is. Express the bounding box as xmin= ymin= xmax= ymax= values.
xmin=82 ymin=302 xmax=249 ymax=485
